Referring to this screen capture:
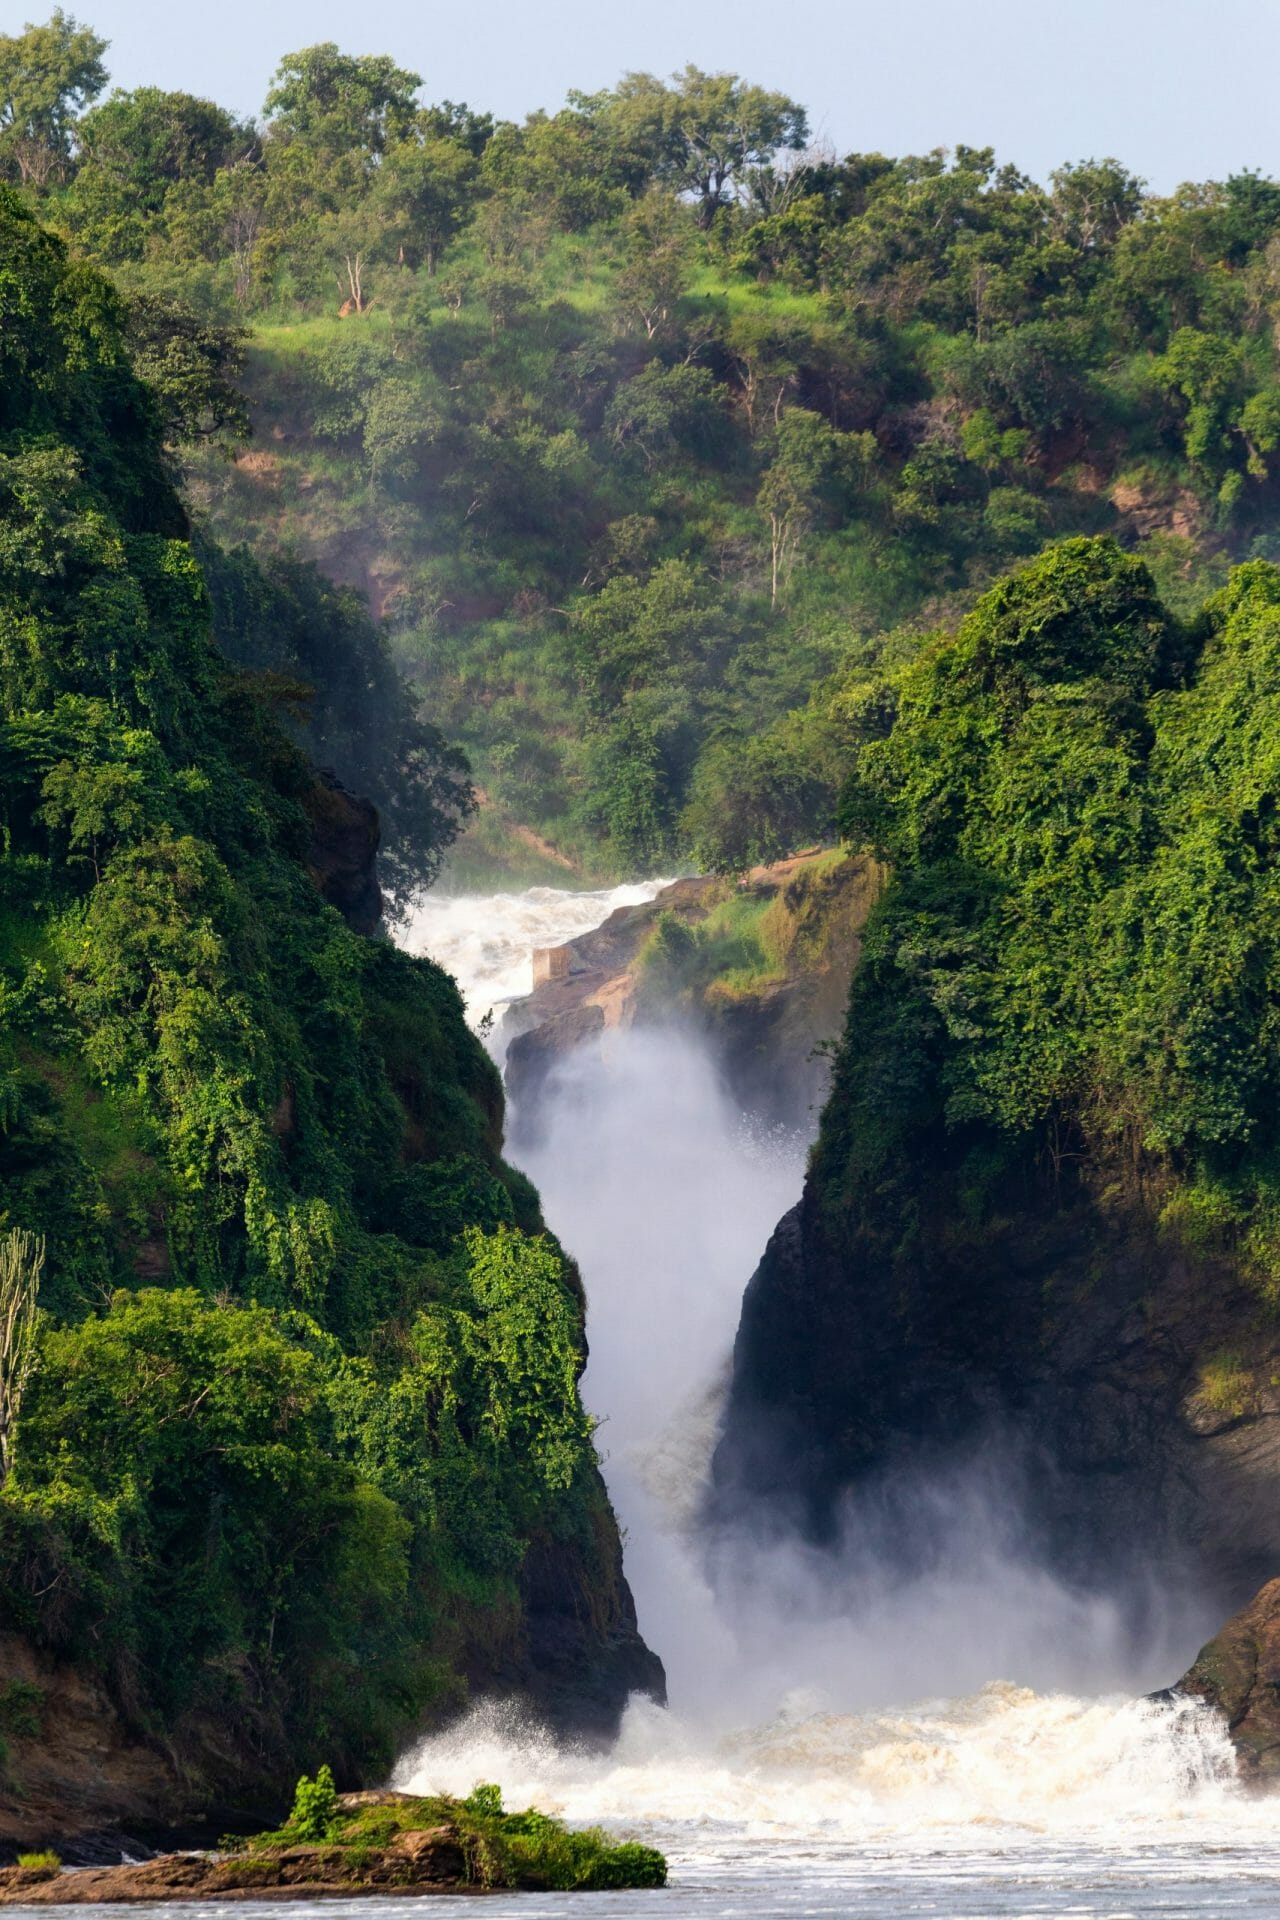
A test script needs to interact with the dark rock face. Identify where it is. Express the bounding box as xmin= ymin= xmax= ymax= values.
xmin=304 ymin=770 xmax=382 ymax=934
xmin=505 ymin=1005 xmax=606 ymax=1142
xmin=515 ymin=1537 xmax=666 ymax=1739
xmin=1175 ymin=1579 xmax=1280 ymax=1778
xmin=713 ymin=1155 xmax=1280 ymax=1626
